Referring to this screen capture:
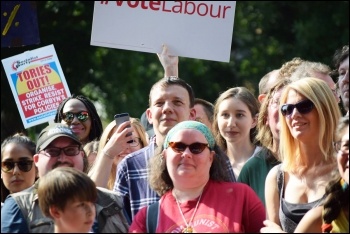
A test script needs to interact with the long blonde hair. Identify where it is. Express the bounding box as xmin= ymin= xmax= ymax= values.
xmin=279 ymin=78 xmax=341 ymax=174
